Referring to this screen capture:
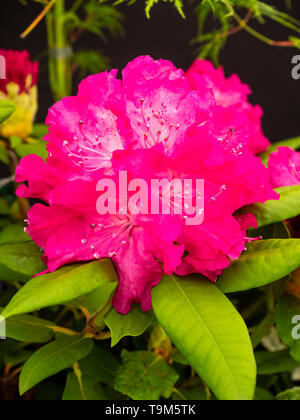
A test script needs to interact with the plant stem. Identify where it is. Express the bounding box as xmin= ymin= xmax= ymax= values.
xmin=53 ymin=0 xmax=72 ymax=100
xmin=46 ymin=10 xmax=56 ymax=97
xmin=233 ymin=11 xmax=294 ymax=47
